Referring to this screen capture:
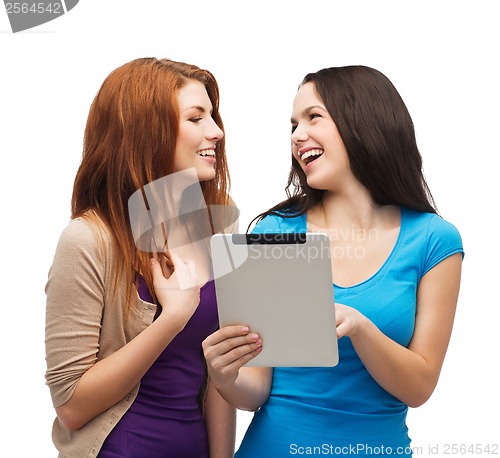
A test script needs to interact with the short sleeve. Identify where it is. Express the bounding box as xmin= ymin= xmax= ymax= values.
xmin=251 ymin=214 xmax=283 ymax=234
xmin=423 ymin=215 xmax=464 ymax=276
